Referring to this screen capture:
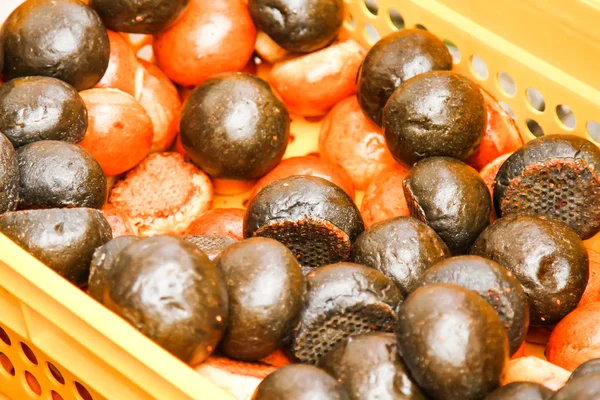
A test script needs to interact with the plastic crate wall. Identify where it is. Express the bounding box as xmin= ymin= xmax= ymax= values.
xmin=2 ymin=0 xmax=600 ymax=399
